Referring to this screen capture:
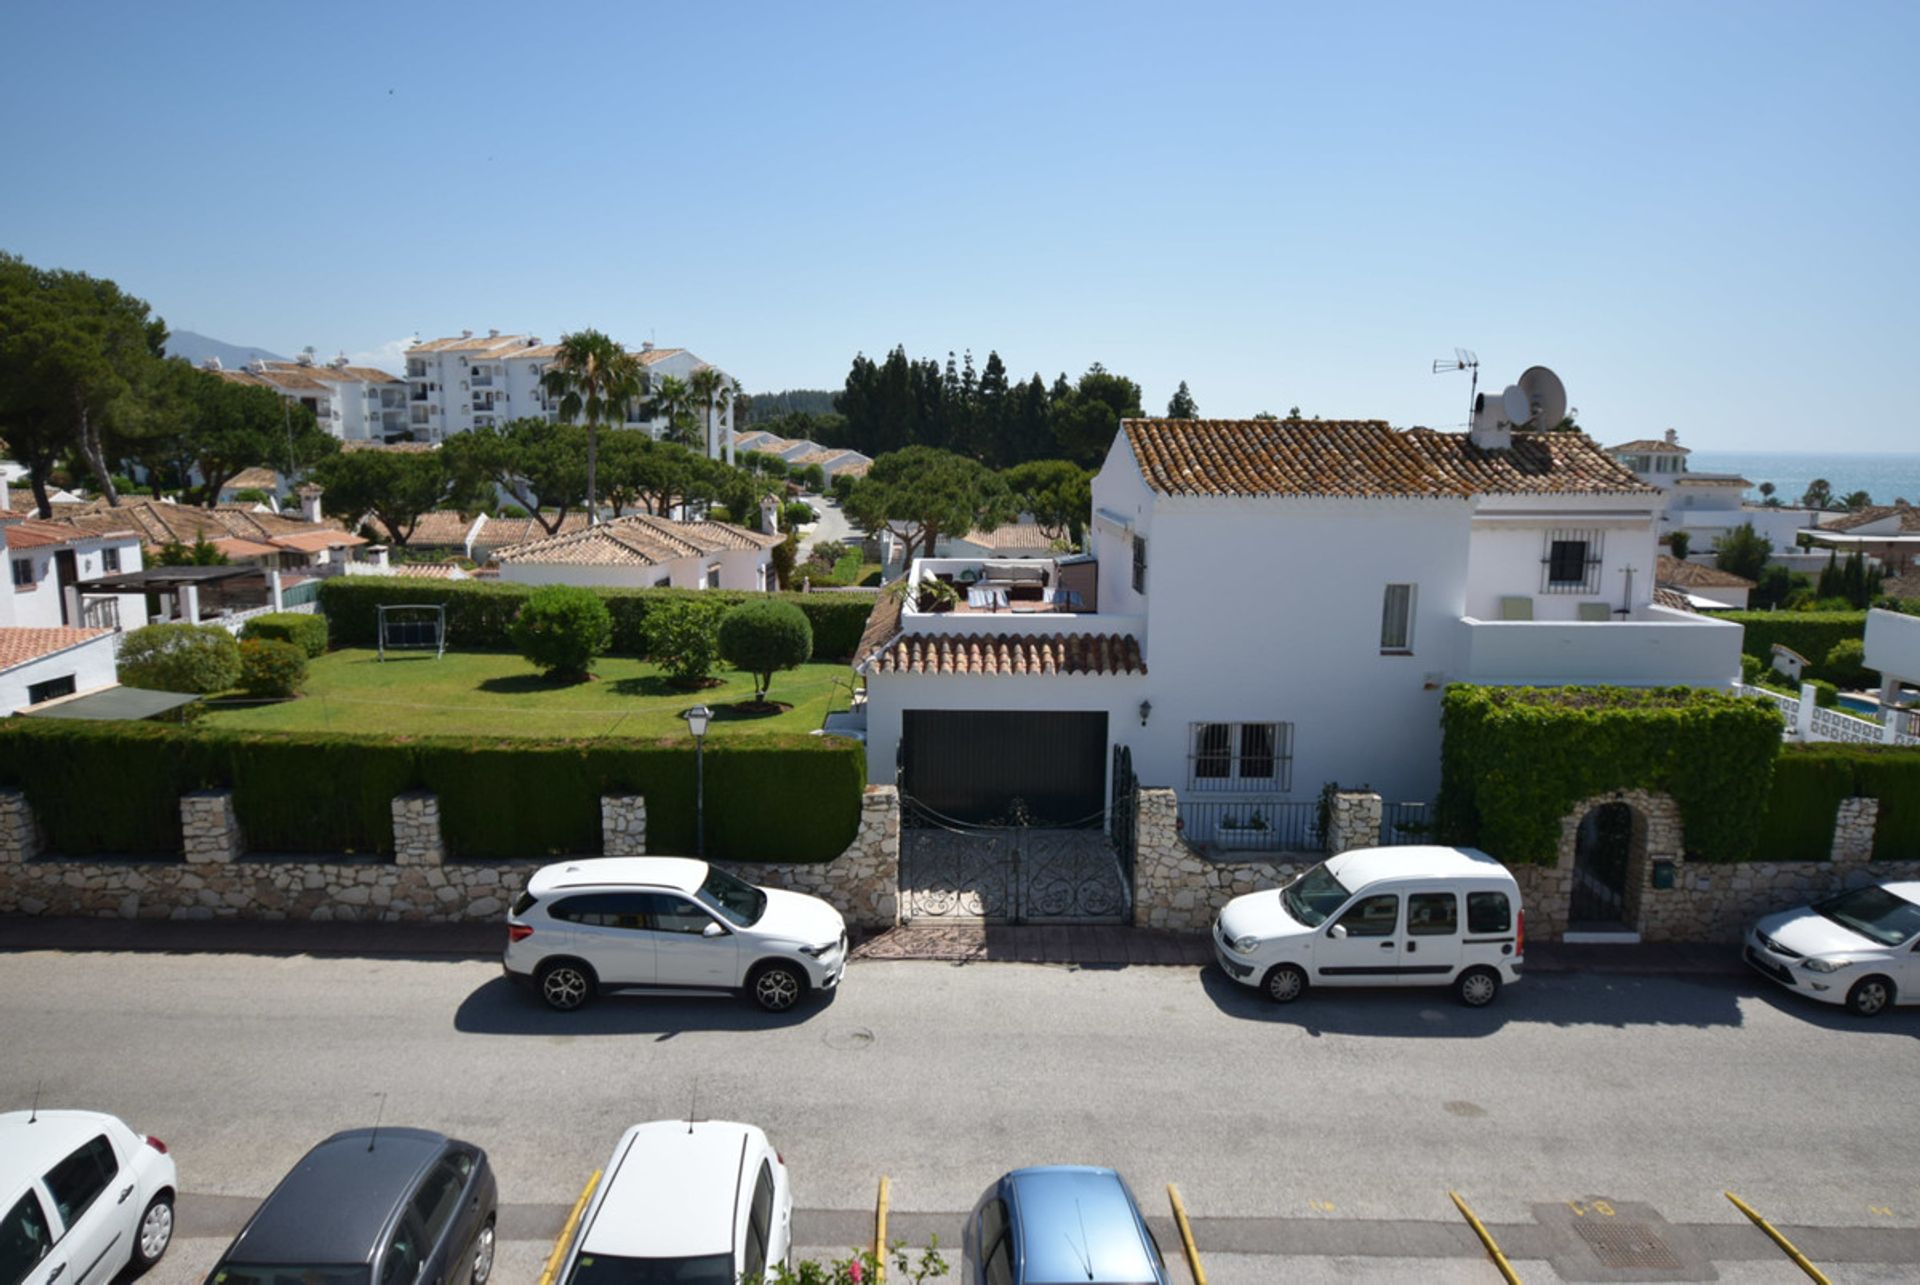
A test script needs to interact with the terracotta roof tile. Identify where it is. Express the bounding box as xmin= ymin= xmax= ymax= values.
xmin=1 ymin=517 xmax=126 ymax=549
xmin=407 ymin=334 xmax=532 ymax=355
xmin=854 ymin=594 xmax=904 ymax=669
xmin=1652 ymin=587 xmax=1697 ymax=613
xmin=867 ymin=632 xmax=1145 ymax=677
xmin=961 ymin=523 xmax=1058 ymax=551
xmin=0 ymin=627 xmax=109 ymax=670
xmin=368 ymin=510 xmax=475 ymax=547
xmin=1656 ymin=554 xmax=1755 ymax=589
xmin=1122 ymin=419 xmax=1655 ymax=500
xmin=1607 ymin=439 xmax=1691 ymax=454
xmin=223 ymin=468 xmax=280 ymax=491
xmin=493 ymin=514 xmax=779 ymax=567
xmin=1825 ymin=503 xmax=1920 ymax=533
